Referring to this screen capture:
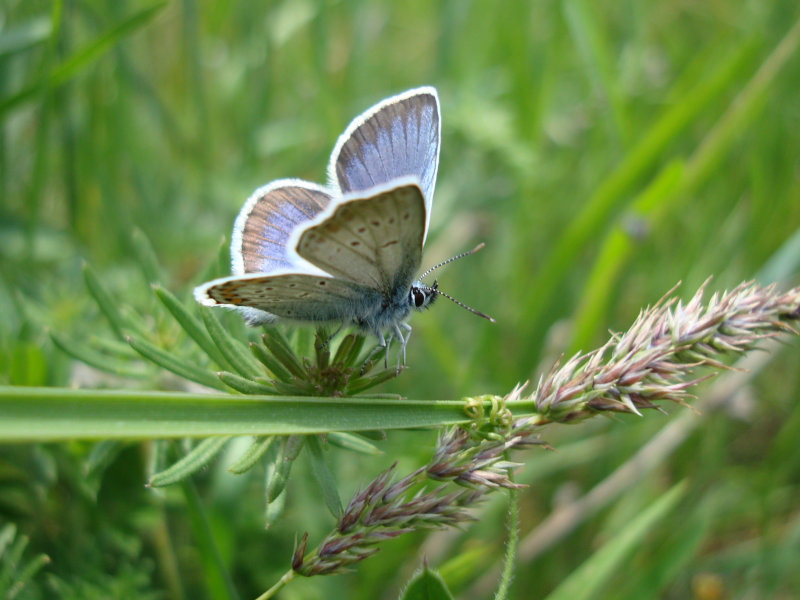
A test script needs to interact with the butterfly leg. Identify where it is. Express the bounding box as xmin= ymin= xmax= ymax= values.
xmin=384 ymin=332 xmax=394 ymax=369
xmin=393 ymin=323 xmax=412 ymax=374
xmin=360 ymin=330 xmax=387 ymax=375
